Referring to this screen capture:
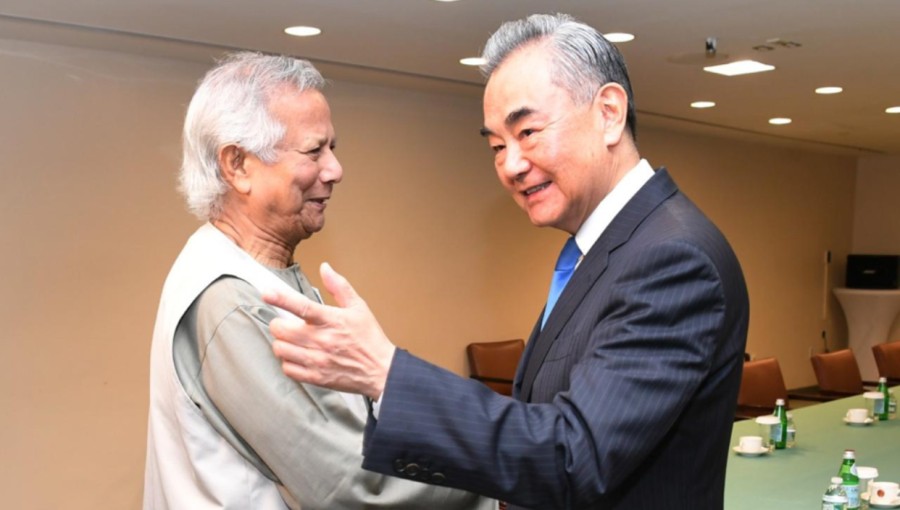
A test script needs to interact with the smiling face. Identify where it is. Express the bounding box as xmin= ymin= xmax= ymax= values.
xmin=482 ymin=43 xmax=632 ymax=234
xmin=244 ymin=87 xmax=343 ymax=246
